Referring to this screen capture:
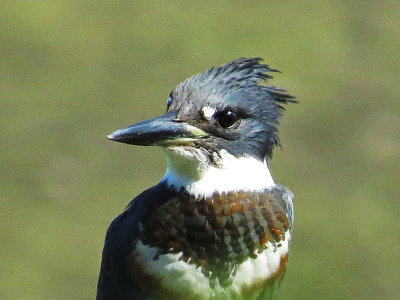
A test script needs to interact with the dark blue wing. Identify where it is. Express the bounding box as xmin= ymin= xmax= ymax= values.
xmin=96 ymin=183 xmax=175 ymax=300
